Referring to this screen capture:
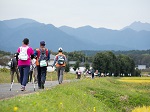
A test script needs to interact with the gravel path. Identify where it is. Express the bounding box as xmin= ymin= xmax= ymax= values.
xmin=0 ymin=80 xmax=69 ymax=100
